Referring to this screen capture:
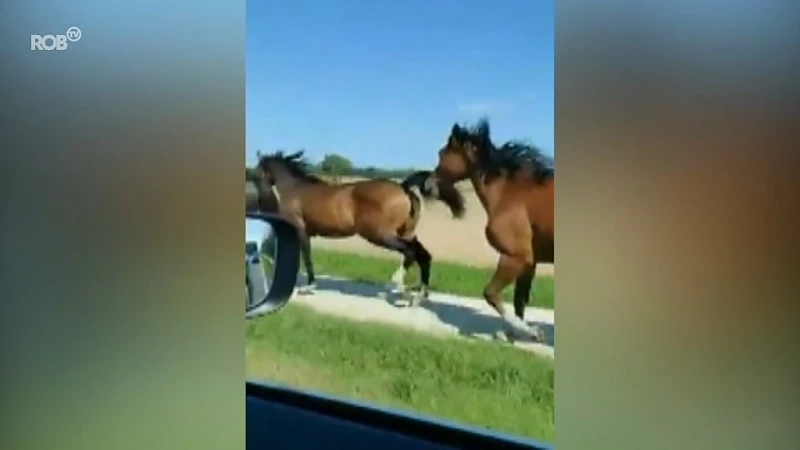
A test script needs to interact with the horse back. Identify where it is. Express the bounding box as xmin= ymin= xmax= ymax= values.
xmin=350 ymin=179 xmax=407 ymax=204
